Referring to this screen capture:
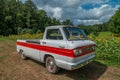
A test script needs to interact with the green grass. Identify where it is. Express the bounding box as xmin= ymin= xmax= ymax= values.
xmin=98 ymin=32 xmax=112 ymax=37
xmin=0 ymin=37 xmax=7 ymax=42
